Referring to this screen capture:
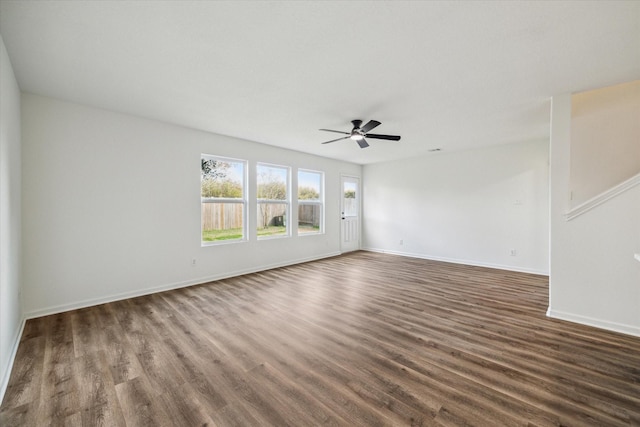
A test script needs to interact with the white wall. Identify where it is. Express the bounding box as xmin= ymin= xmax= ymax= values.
xmin=362 ymin=140 xmax=549 ymax=275
xmin=0 ymin=35 xmax=22 ymax=399
xmin=570 ymin=80 xmax=640 ymax=206
xmin=549 ymin=94 xmax=640 ymax=337
xmin=21 ymin=94 xmax=360 ymax=317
